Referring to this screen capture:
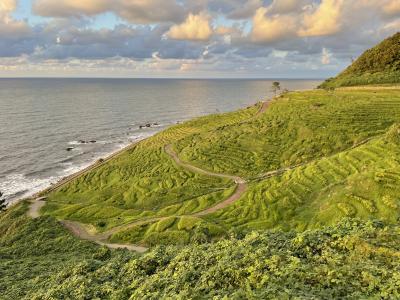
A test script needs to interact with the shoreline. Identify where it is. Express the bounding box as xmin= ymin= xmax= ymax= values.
xmin=27 ymin=100 xmax=263 ymax=201
xmin=31 ymin=135 xmax=151 ymax=199
xmin=20 ymin=84 xmax=400 ymax=205
xmin=16 ymin=88 xmax=307 ymax=205
xmin=4 ymin=132 xmax=160 ymax=207
xmin=25 ymin=100 xmax=262 ymax=202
